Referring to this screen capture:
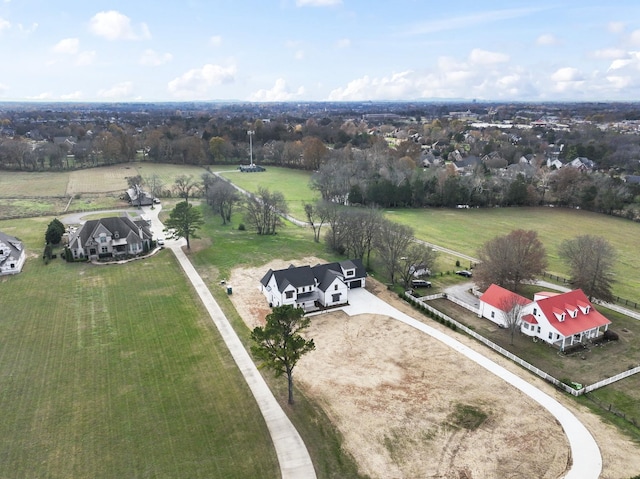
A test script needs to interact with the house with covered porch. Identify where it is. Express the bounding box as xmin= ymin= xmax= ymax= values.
xmin=260 ymin=259 xmax=366 ymax=312
xmin=67 ymin=216 xmax=153 ymax=260
xmin=479 ymin=284 xmax=611 ymax=351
